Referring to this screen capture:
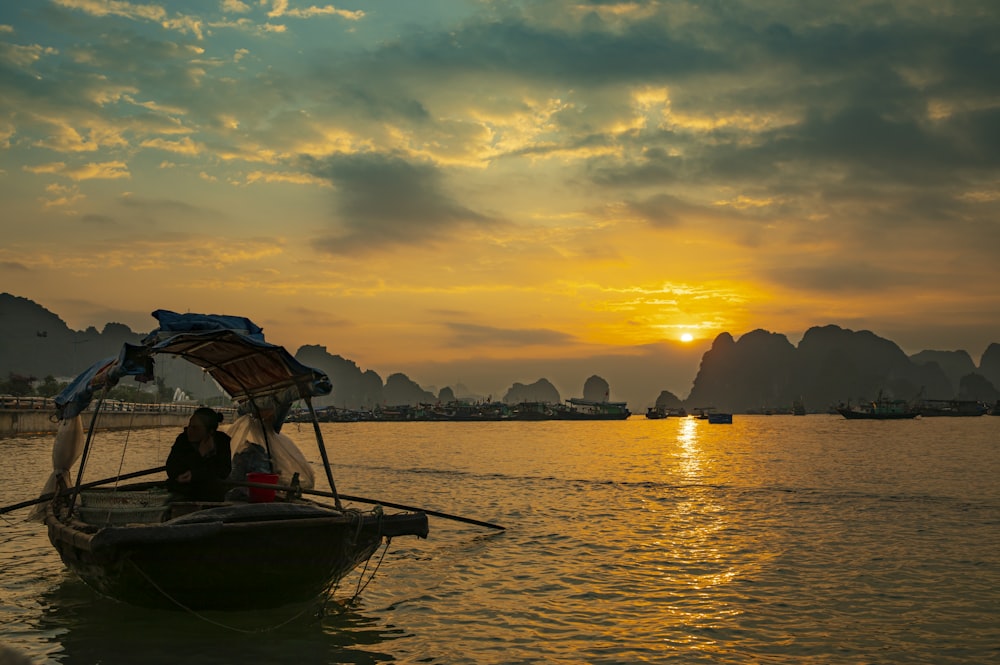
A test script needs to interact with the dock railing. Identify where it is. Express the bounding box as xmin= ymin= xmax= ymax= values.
xmin=0 ymin=396 xmax=236 ymax=437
